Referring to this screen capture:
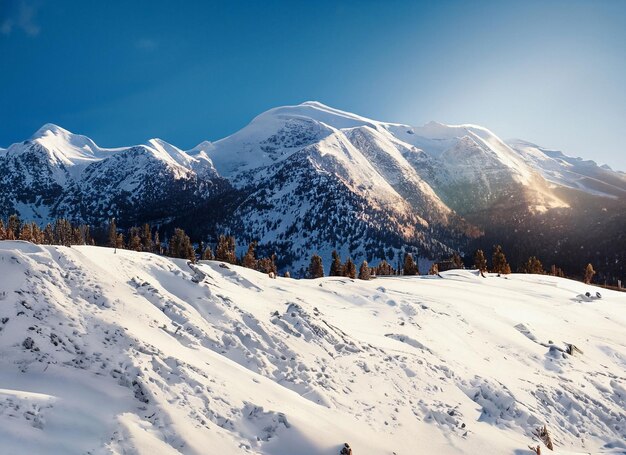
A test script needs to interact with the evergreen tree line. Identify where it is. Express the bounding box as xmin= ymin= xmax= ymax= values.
xmin=472 ymin=246 xmax=594 ymax=282
xmin=0 ymin=215 xmax=91 ymax=246
xmin=0 ymin=215 xmax=278 ymax=273
xmin=306 ymin=250 xmax=421 ymax=280
xmin=305 ymin=246 xmax=597 ymax=284
xmin=204 ymin=236 xmax=278 ymax=274
xmin=0 ymin=214 xmax=600 ymax=284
